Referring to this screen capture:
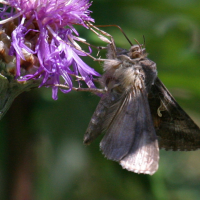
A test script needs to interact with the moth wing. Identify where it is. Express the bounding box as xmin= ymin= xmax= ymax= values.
xmin=149 ymin=78 xmax=200 ymax=150
xmin=100 ymin=91 xmax=137 ymax=161
xmin=84 ymin=92 xmax=120 ymax=145
xmin=100 ymin=85 xmax=159 ymax=175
